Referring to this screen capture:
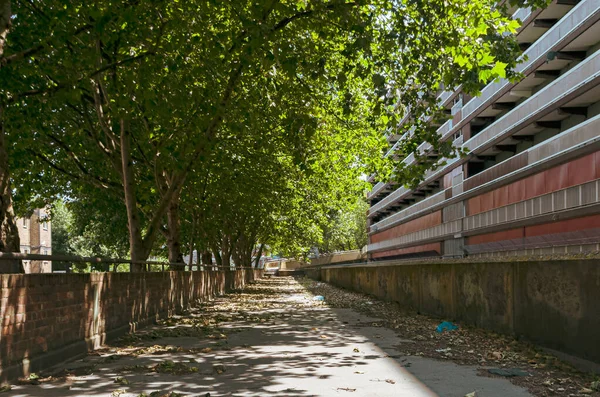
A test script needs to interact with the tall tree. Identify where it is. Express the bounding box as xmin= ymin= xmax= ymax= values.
xmin=1 ymin=0 xmax=550 ymax=272
xmin=0 ymin=0 xmax=22 ymax=273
